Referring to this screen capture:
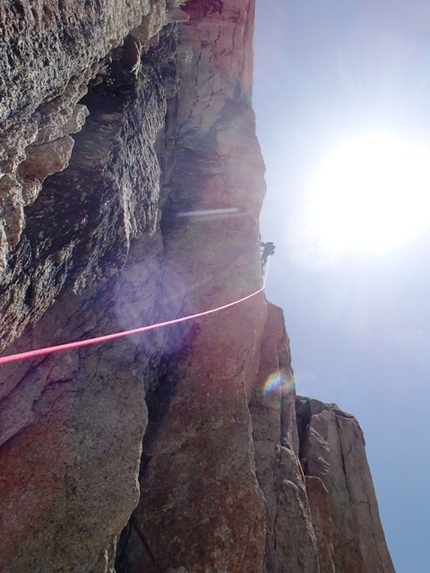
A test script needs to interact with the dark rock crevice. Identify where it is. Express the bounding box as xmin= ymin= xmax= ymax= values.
xmin=0 ymin=24 xmax=181 ymax=353
xmin=0 ymin=2 xmax=396 ymax=572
